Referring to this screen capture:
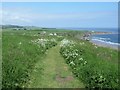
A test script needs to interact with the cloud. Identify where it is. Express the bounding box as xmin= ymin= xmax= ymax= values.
xmin=2 ymin=9 xmax=32 ymax=25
